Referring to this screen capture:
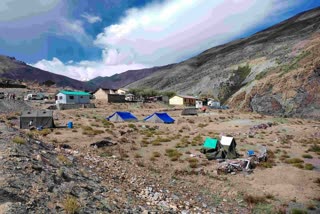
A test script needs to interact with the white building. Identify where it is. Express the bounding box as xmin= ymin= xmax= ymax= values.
xmin=55 ymin=90 xmax=91 ymax=104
